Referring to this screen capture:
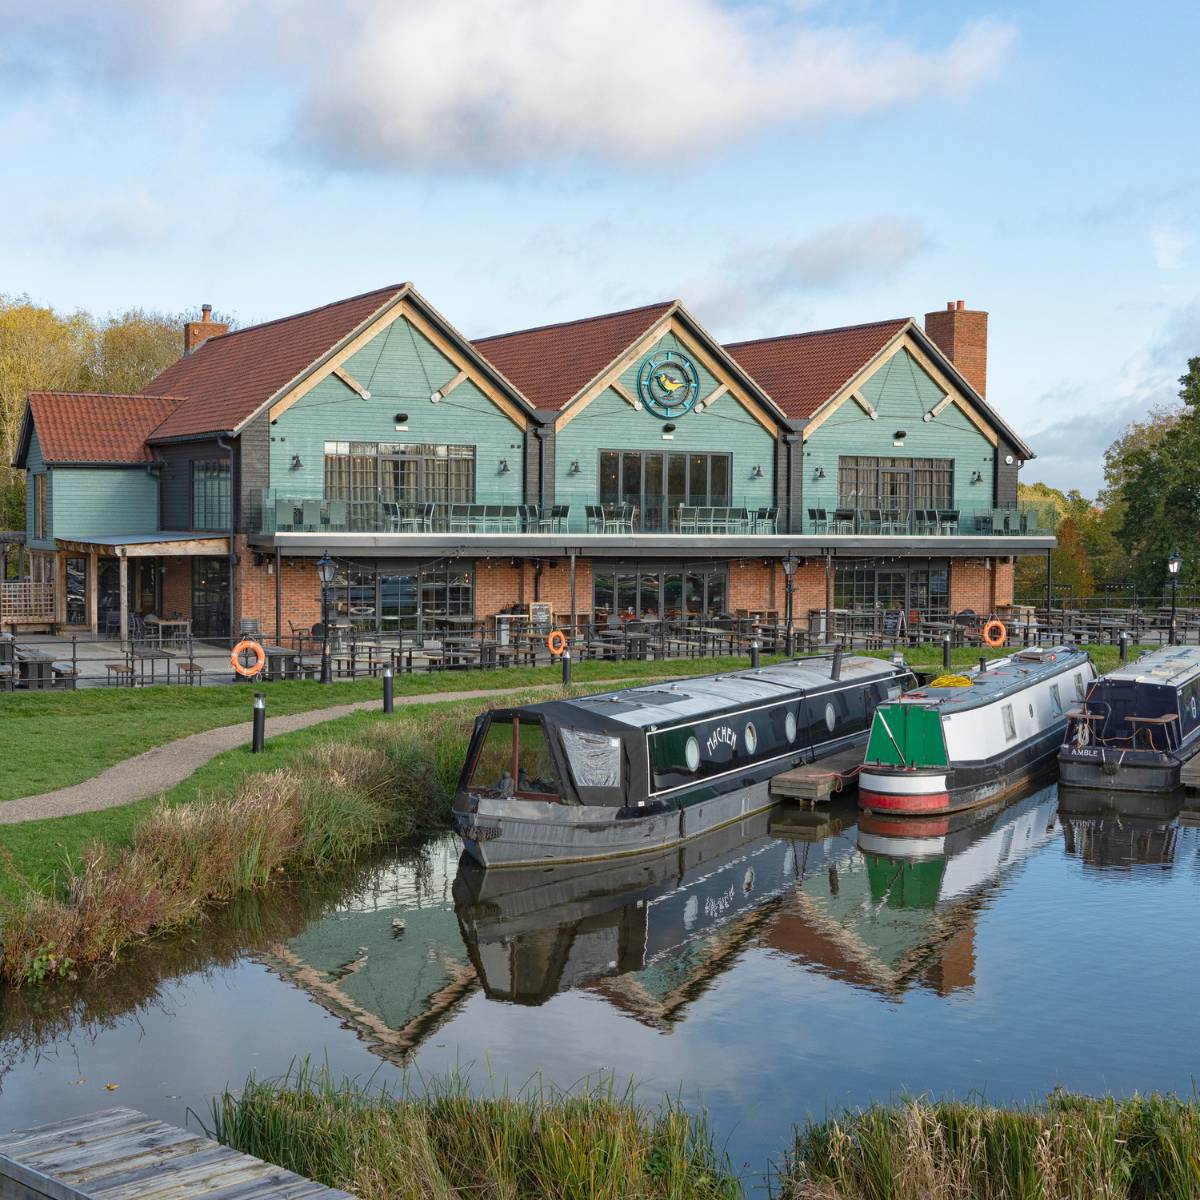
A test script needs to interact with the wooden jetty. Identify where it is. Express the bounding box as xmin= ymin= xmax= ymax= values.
xmin=770 ymin=744 xmax=865 ymax=802
xmin=0 ymin=1107 xmax=355 ymax=1199
xmin=1179 ymin=756 xmax=1200 ymax=794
